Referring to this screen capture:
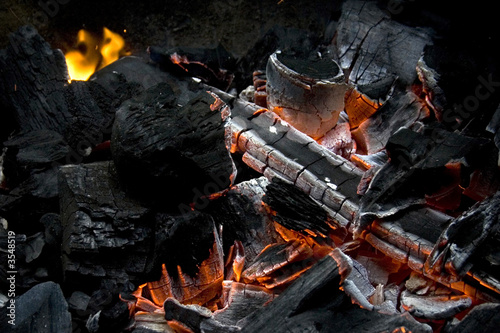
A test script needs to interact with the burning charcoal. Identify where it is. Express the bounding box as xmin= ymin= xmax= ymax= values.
xmin=134 ymin=312 xmax=174 ymax=333
xmin=351 ymin=151 xmax=388 ymax=171
xmin=148 ymin=44 xmax=235 ymax=91
xmin=162 ymin=297 xmax=242 ymax=333
xmin=355 ymin=253 xmax=402 ymax=287
xmin=111 ymin=83 xmax=235 ymax=207
xmin=318 ymin=122 xmax=355 ymax=159
xmin=400 ymin=290 xmax=472 ymax=320
xmin=164 ymin=297 xmax=212 ymax=333
xmin=0 ymin=281 xmax=71 ymax=332
xmin=59 ymin=161 xmax=152 ymax=288
xmin=229 ymin=99 xmax=362 ymax=226
xmin=263 ymin=178 xmax=338 ymax=243
xmin=239 ymin=249 xmax=432 ymax=333
xmin=153 ymin=210 xmax=222 ymax=281
xmin=462 ymin=144 xmax=500 ymax=201
xmin=241 ymin=239 xmax=317 ymax=289
xmin=266 ymin=50 xmax=348 ymax=139
xmin=334 ymin=0 xmax=433 ymax=86
xmin=354 ymin=127 xmax=490 ymax=236
xmin=344 ymin=76 xmax=396 ymax=129
xmin=338 ymin=252 xmax=376 ymax=310
xmin=214 ymin=281 xmax=276 ymax=326
xmin=145 ymin=218 xmax=224 ymax=307
xmin=443 ymin=303 xmax=500 ymax=333
xmin=350 ymin=88 xmax=428 ymax=155
xmin=206 ymin=176 xmax=280 ymax=265
xmin=425 ymin=191 xmax=500 ymax=283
